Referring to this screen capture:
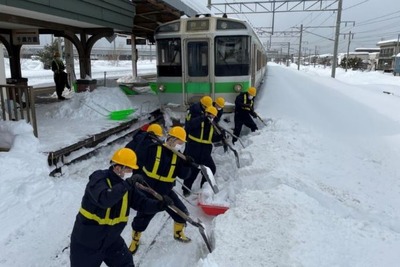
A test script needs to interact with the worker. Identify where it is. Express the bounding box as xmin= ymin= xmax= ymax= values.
xmin=182 ymin=106 xmax=223 ymax=196
xmin=69 ymin=148 xmax=172 ymax=267
xmin=185 ymin=95 xmax=213 ymax=124
xmin=232 ymin=87 xmax=258 ymax=145
xmin=129 ymin=126 xmax=193 ymax=254
xmin=213 ymin=97 xmax=225 ymax=123
xmin=125 ymin=123 xmax=164 ymax=169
